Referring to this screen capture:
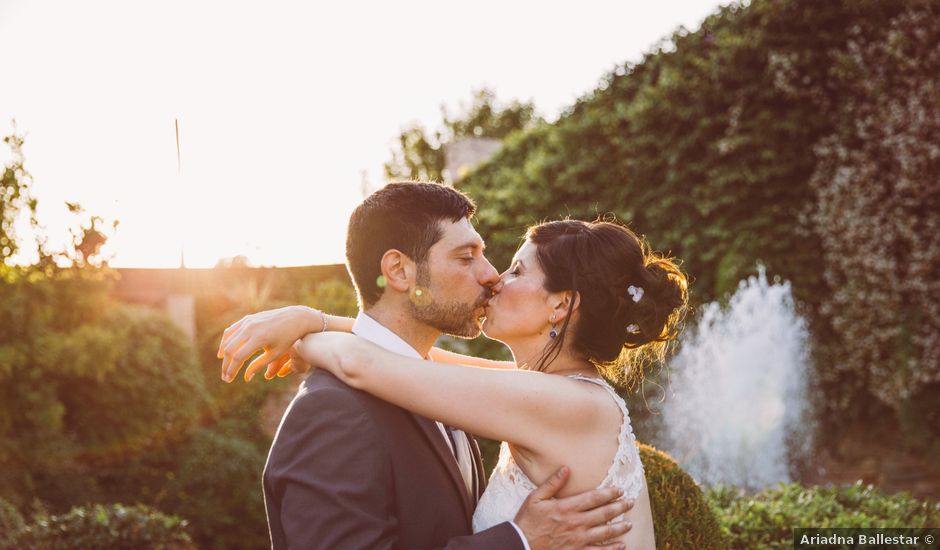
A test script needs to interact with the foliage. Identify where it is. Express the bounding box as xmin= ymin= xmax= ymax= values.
xmin=60 ymin=306 xmax=210 ymax=456
xmin=0 ymin=131 xmax=366 ymax=550
xmin=0 ymin=130 xmax=39 ymax=262
xmin=384 ymin=88 xmax=540 ymax=182
xmin=162 ymin=427 xmax=269 ymax=550
xmin=706 ymin=482 xmax=940 ymax=549
xmin=1 ymin=127 xmax=116 ymax=267
xmin=0 ymin=131 xmax=234 ymax=545
xmin=0 ymin=496 xmax=25 ymax=547
xmin=3 ymin=503 xmax=196 ymax=550
xmin=447 ymin=0 xmax=939 ymax=437
xmin=794 ymin=1 xmax=940 ymax=417
xmin=639 ymin=443 xmax=726 ymax=549
xmin=298 ymin=276 xmax=360 ymax=318
xmin=0 ymin=270 xmax=212 ymax=507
